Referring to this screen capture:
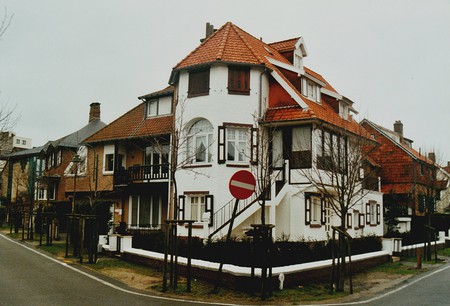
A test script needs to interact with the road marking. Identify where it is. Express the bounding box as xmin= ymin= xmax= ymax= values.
xmin=0 ymin=233 xmax=237 ymax=306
